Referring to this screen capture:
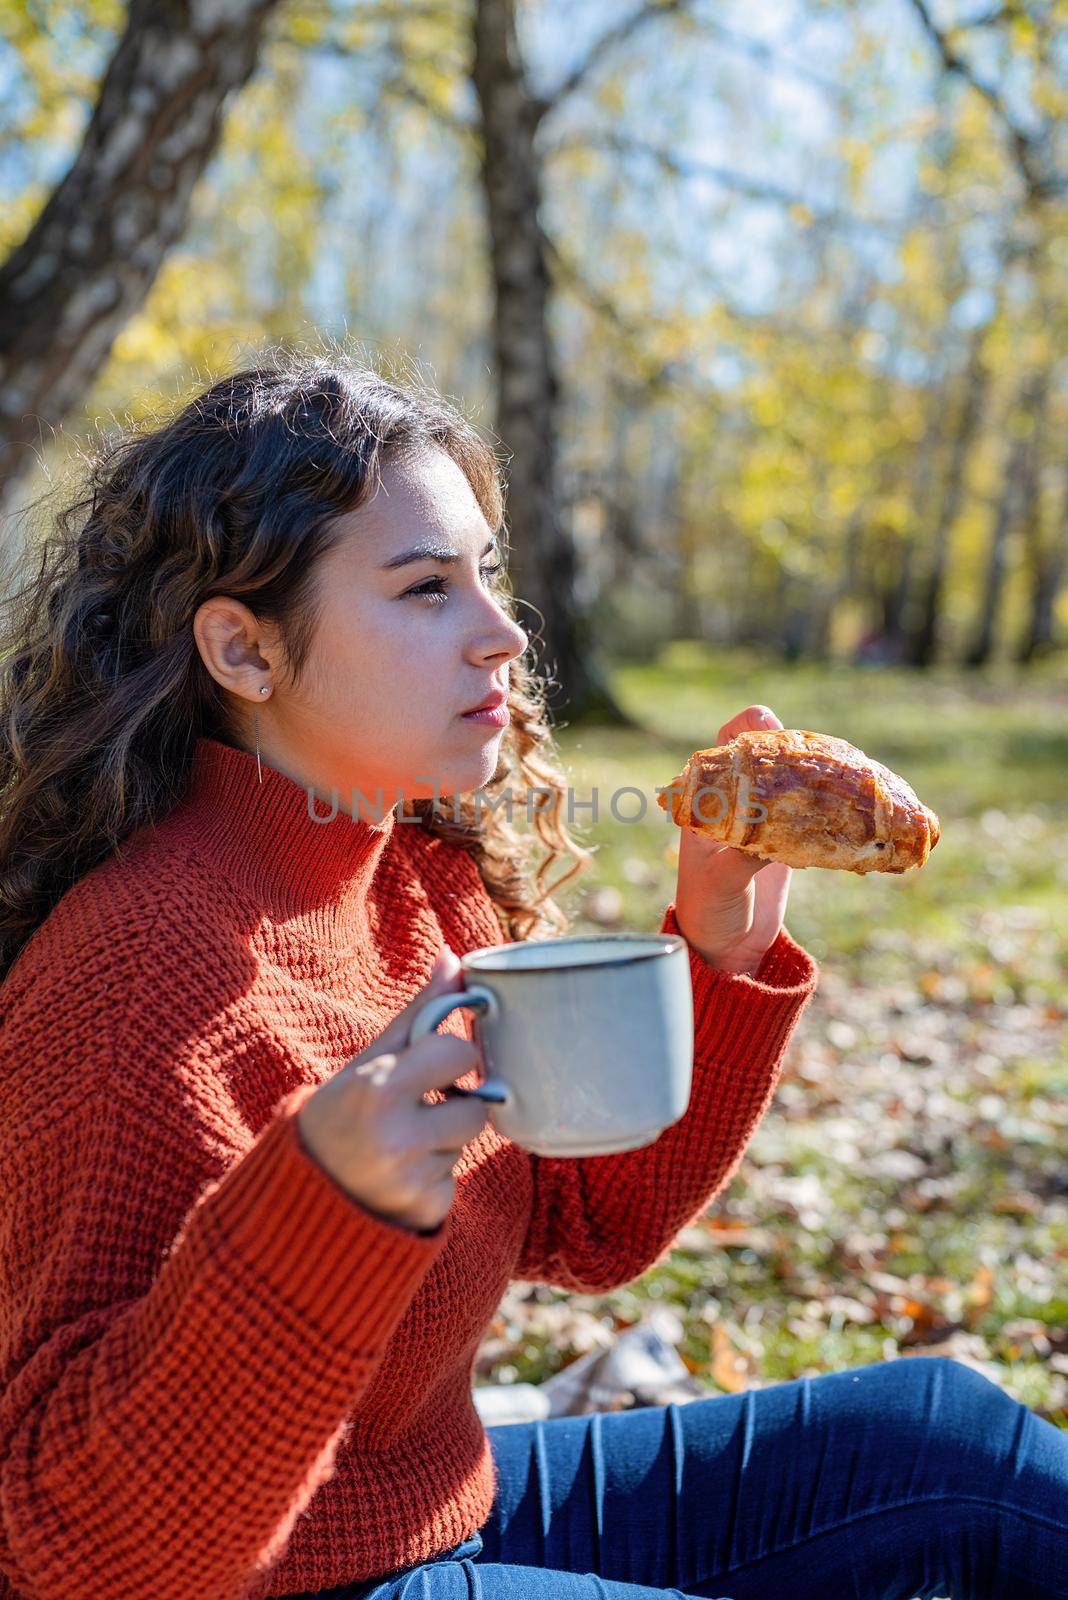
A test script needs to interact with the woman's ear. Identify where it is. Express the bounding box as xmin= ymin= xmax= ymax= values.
xmin=193 ymin=596 xmax=279 ymax=699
